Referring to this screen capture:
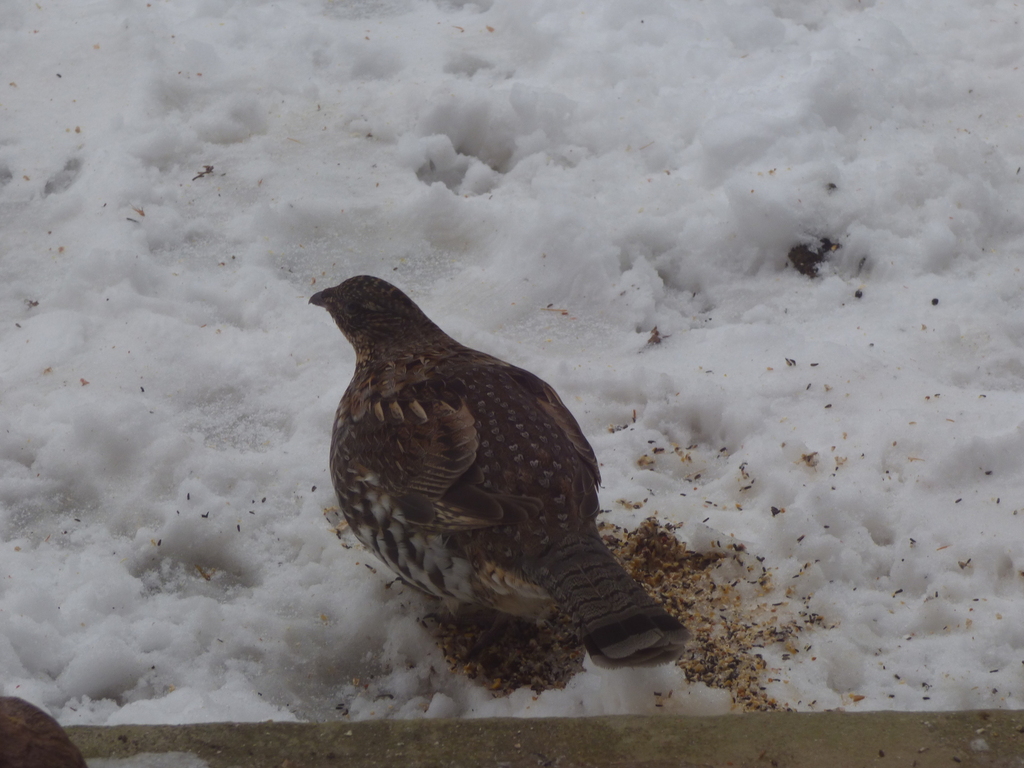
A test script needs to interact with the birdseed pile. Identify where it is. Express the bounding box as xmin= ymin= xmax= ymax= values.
xmin=436 ymin=518 xmax=826 ymax=711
